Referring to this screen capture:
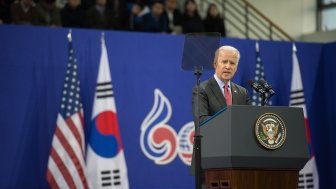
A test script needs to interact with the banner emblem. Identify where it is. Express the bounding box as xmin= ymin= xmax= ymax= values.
xmin=140 ymin=89 xmax=194 ymax=165
xmin=255 ymin=113 xmax=286 ymax=150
